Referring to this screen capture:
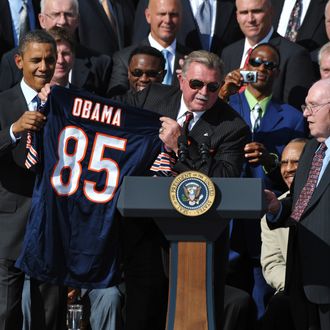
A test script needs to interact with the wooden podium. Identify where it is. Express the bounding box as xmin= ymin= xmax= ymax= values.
xmin=117 ymin=177 xmax=265 ymax=330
